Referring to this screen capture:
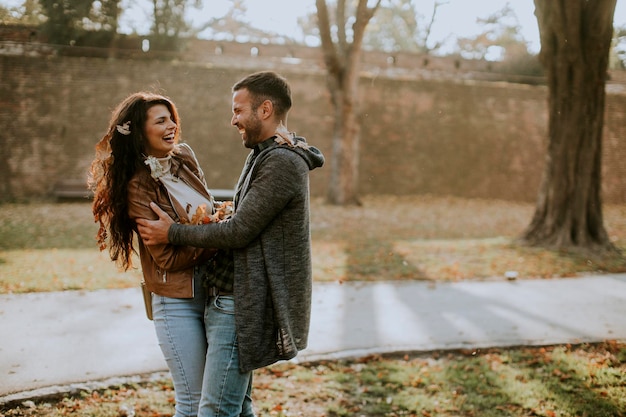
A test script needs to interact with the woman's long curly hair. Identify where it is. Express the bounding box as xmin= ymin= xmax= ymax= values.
xmin=88 ymin=92 xmax=180 ymax=270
